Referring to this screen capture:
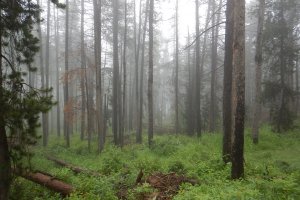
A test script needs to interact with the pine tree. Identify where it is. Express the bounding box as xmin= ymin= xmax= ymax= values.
xmin=0 ymin=0 xmax=56 ymax=198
